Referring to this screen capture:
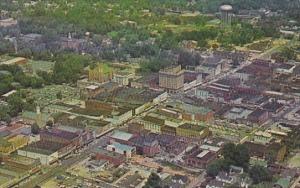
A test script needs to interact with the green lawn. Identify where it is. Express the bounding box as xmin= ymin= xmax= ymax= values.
xmin=21 ymin=60 xmax=55 ymax=74
xmin=252 ymin=182 xmax=275 ymax=188
xmin=288 ymin=153 xmax=300 ymax=168
xmin=0 ymin=175 xmax=10 ymax=187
